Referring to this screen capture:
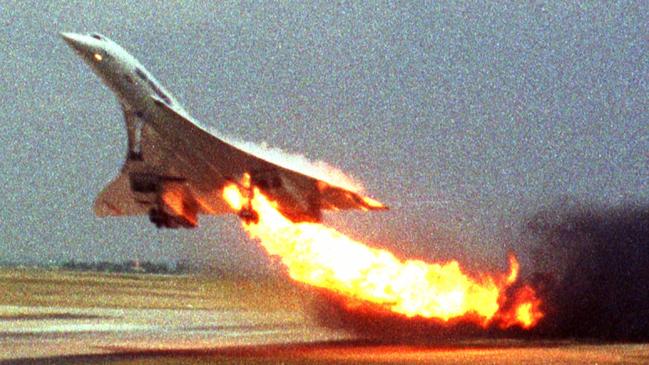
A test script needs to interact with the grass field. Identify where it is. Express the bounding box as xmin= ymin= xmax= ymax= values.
xmin=0 ymin=268 xmax=306 ymax=313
